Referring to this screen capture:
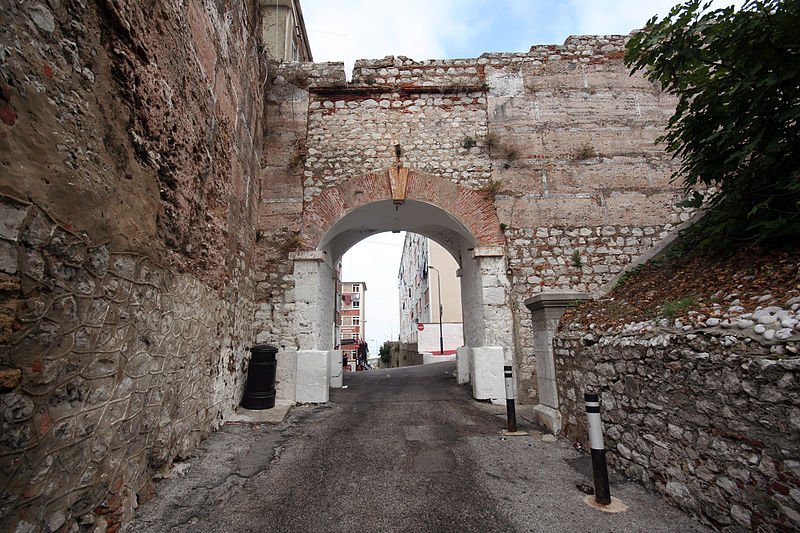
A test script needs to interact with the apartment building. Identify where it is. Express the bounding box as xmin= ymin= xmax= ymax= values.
xmin=338 ymin=281 xmax=366 ymax=371
xmin=398 ymin=234 xmax=462 ymax=356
